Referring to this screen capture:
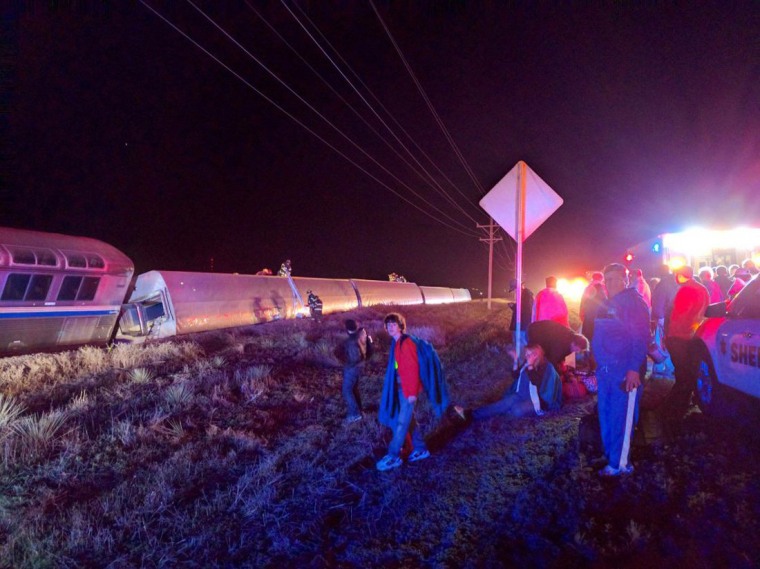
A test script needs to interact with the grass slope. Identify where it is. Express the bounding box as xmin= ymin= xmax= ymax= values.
xmin=0 ymin=301 xmax=758 ymax=568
